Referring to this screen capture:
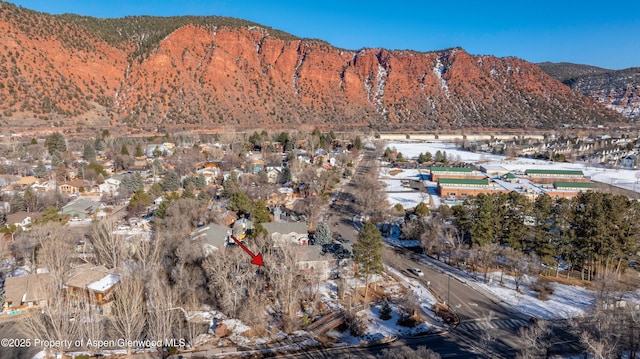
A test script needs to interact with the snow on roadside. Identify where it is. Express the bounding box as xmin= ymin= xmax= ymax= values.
xmin=477 ymin=273 xmax=595 ymax=320
xmin=386 ymin=266 xmax=439 ymax=320
xmin=417 ymin=255 xmax=597 ymax=320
